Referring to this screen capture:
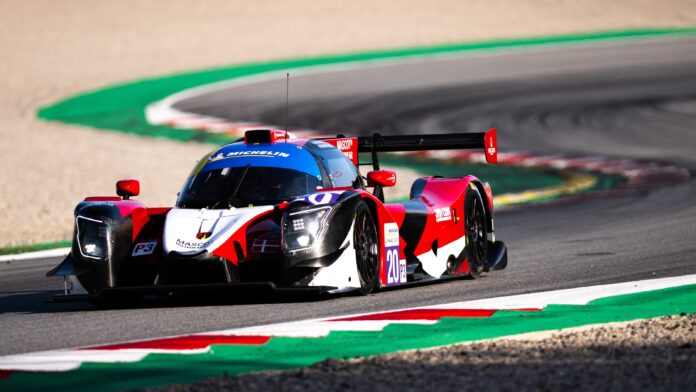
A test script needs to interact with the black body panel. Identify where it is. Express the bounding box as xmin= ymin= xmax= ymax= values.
xmin=71 ymin=202 xmax=134 ymax=293
xmin=398 ymin=200 xmax=429 ymax=269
